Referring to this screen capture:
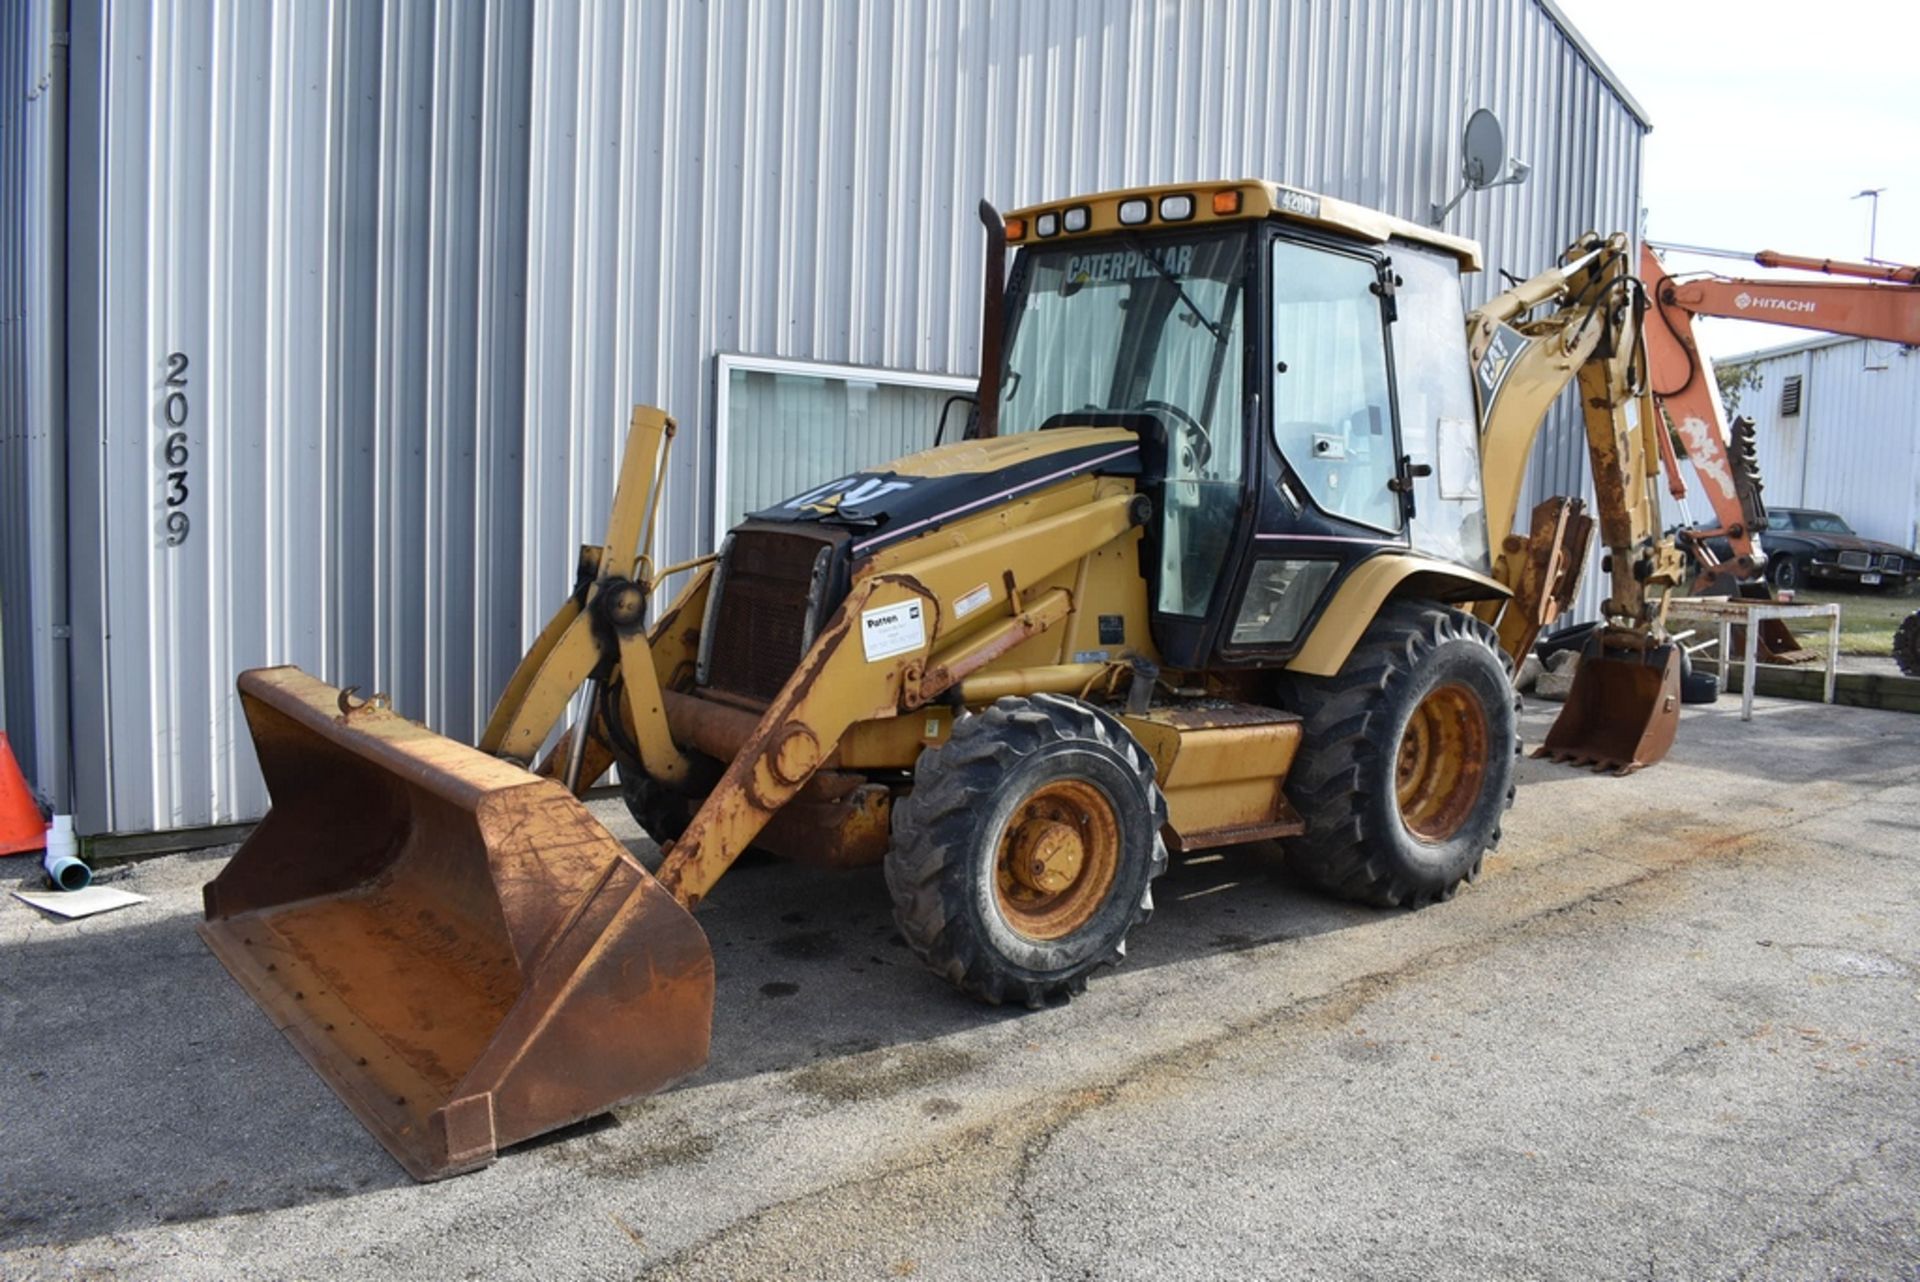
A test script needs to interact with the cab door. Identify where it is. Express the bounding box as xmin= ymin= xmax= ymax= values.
xmin=1221 ymin=235 xmax=1409 ymax=657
